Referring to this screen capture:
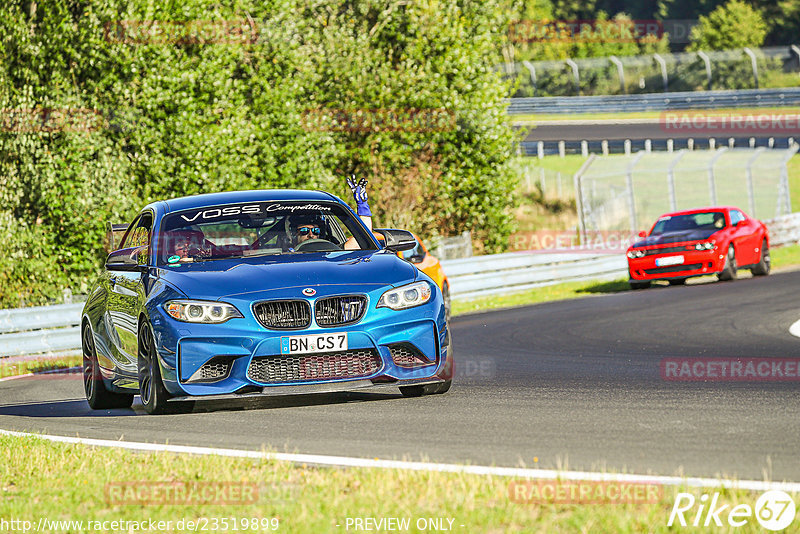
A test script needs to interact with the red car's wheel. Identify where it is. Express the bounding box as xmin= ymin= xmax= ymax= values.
xmin=718 ymin=245 xmax=737 ymax=281
xmin=751 ymin=239 xmax=770 ymax=276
